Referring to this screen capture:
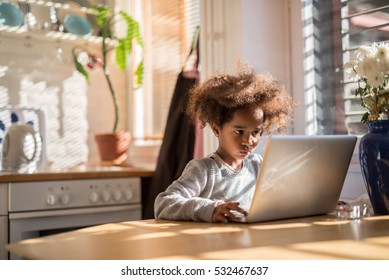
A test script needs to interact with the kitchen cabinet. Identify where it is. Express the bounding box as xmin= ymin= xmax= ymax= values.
xmin=0 ymin=183 xmax=8 ymax=260
xmin=0 ymin=165 xmax=153 ymax=259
